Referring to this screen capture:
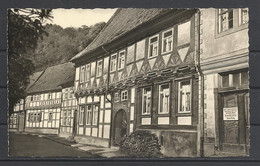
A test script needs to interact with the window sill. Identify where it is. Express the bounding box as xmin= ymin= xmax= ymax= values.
xmin=175 ymin=113 xmax=192 ymax=117
xmin=216 ymin=23 xmax=248 ymax=38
